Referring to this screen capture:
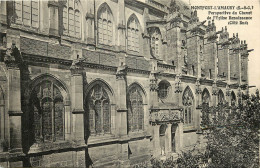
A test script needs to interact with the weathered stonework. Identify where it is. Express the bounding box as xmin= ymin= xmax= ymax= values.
xmin=0 ymin=0 xmax=251 ymax=167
